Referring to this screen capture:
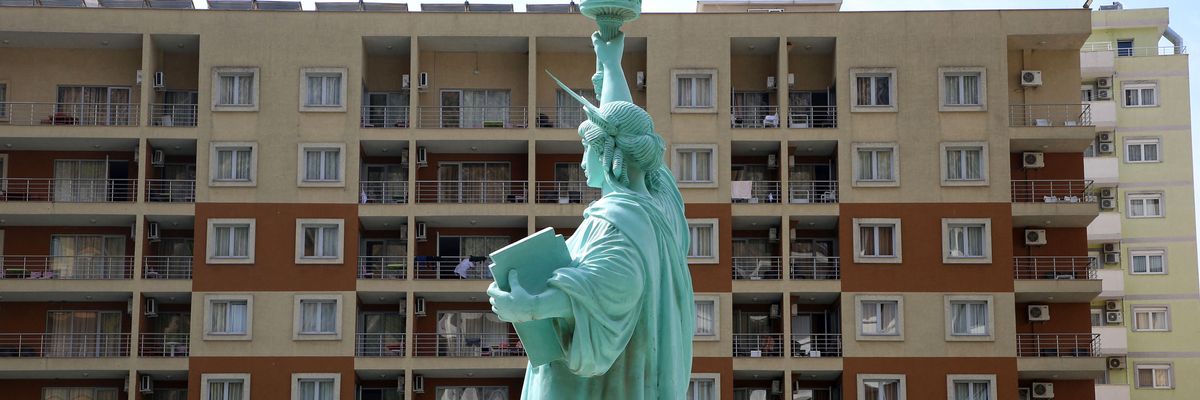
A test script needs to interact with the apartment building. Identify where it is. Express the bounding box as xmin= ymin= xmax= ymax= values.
xmin=1078 ymin=4 xmax=1200 ymax=400
xmin=0 ymin=1 xmax=1109 ymax=400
